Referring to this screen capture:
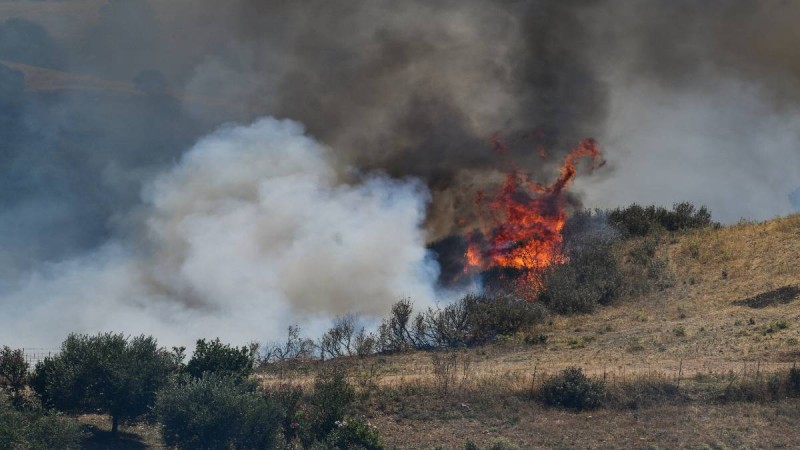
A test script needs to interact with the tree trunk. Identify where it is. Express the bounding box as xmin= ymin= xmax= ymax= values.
xmin=111 ymin=415 xmax=119 ymax=437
